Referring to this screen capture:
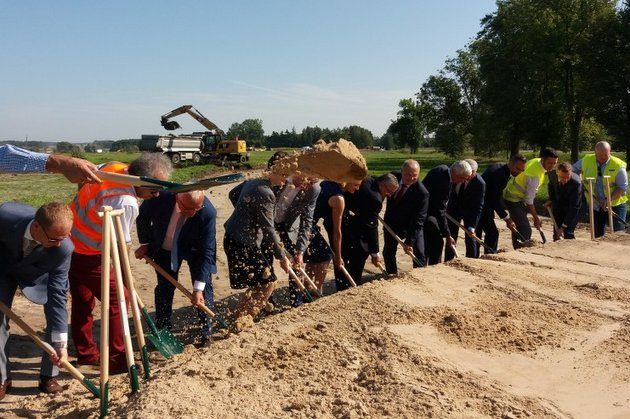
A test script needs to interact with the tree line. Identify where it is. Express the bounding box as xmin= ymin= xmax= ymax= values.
xmin=388 ymin=0 xmax=630 ymax=162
